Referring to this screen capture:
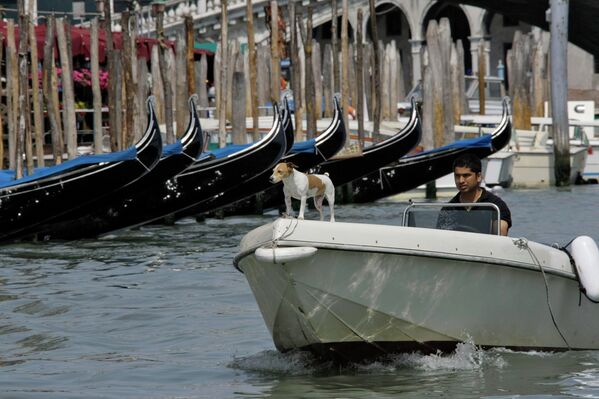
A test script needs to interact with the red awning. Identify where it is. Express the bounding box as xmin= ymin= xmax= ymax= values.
xmin=0 ymin=21 xmax=213 ymax=62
